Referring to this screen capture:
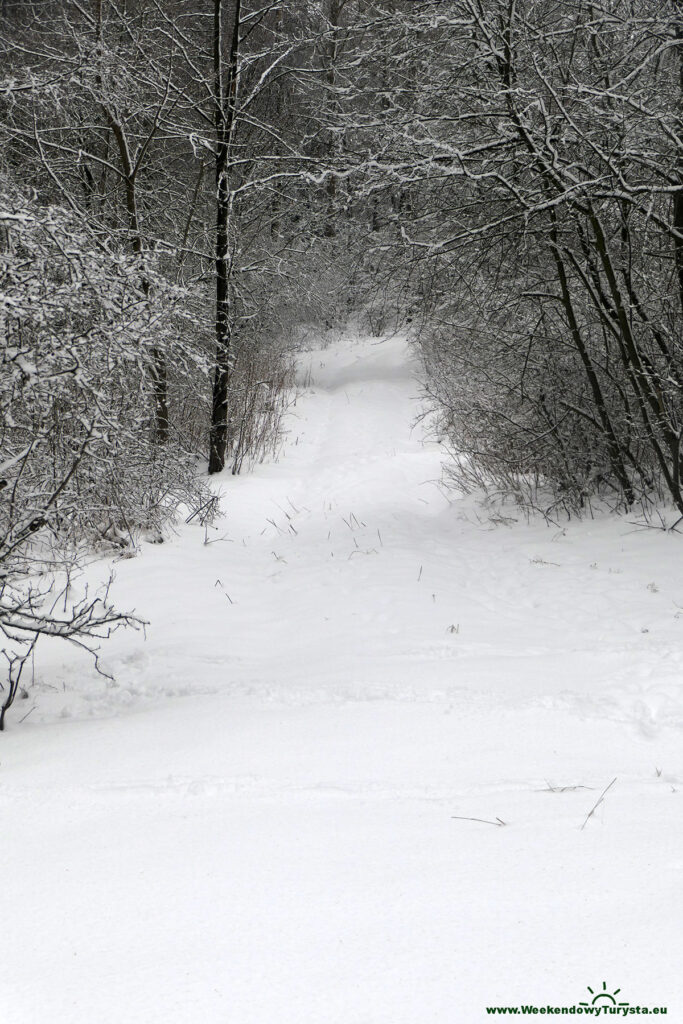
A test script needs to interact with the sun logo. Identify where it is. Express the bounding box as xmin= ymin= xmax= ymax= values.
xmin=579 ymin=982 xmax=629 ymax=1009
